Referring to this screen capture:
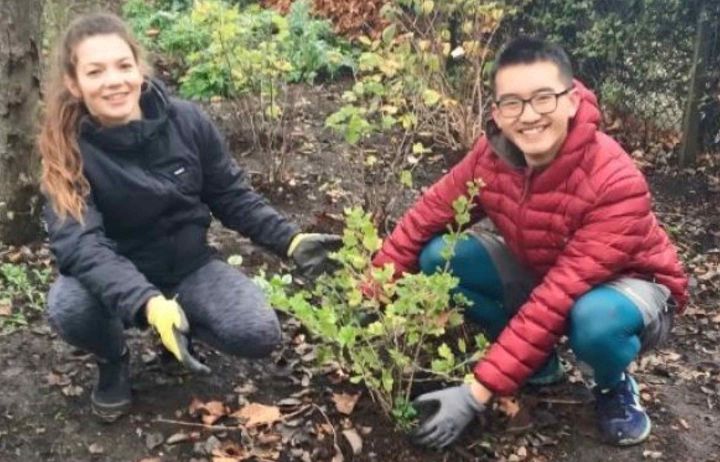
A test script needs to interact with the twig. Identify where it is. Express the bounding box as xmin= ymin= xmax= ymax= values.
xmin=312 ymin=403 xmax=340 ymax=451
xmin=280 ymin=404 xmax=313 ymax=421
xmin=154 ymin=418 xmax=240 ymax=432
